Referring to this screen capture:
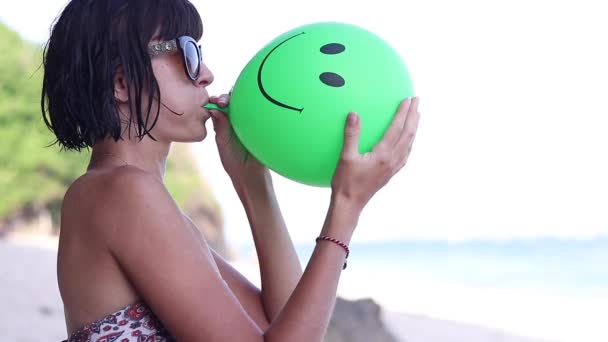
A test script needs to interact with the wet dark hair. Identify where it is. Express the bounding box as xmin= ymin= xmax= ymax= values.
xmin=41 ymin=0 xmax=203 ymax=151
